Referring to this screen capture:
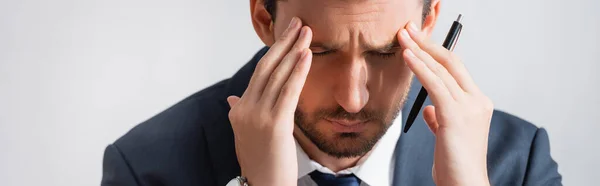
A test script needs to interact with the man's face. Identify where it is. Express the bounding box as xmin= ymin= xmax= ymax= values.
xmin=272 ymin=0 xmax=424 ymax=158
